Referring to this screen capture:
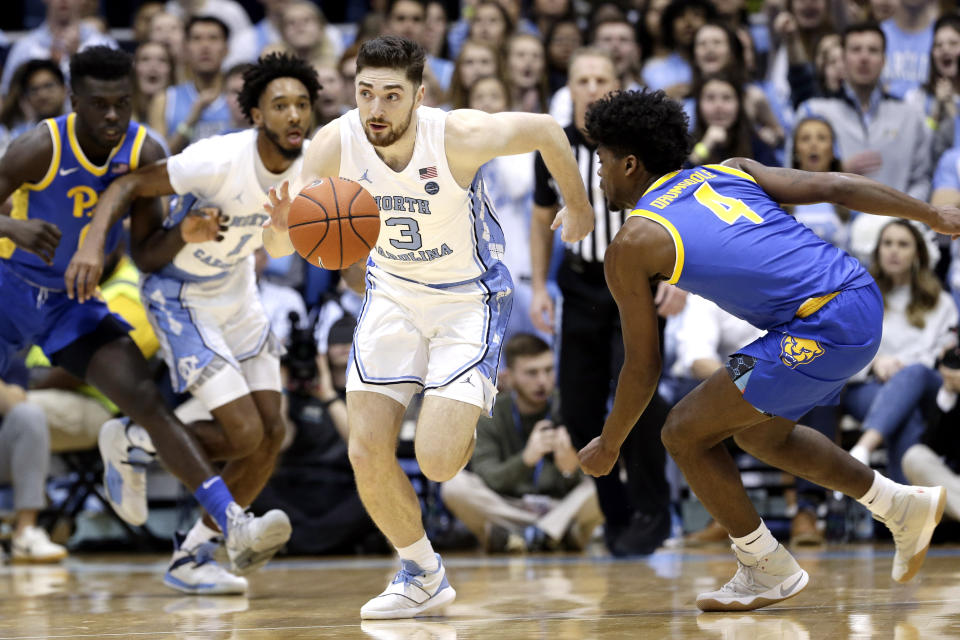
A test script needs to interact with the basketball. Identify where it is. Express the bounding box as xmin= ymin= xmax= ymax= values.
xmin=287 ymin=177 xmax=380 ymax=269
